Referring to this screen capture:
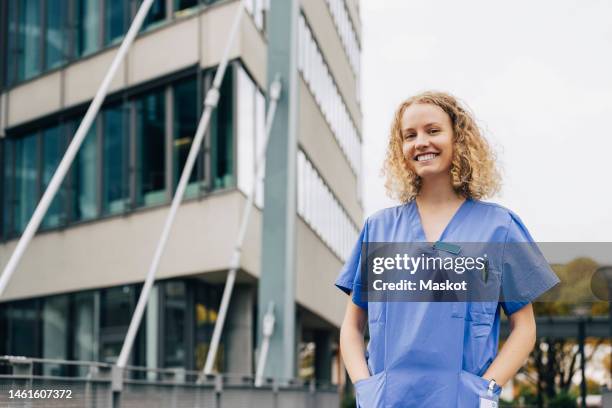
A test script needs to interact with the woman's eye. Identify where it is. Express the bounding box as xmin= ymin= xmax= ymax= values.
xmin=403 ymin=133 xmax=416 ymax=139
xmin=429 ymin=128 xmax=439 ymax=134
